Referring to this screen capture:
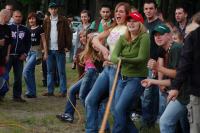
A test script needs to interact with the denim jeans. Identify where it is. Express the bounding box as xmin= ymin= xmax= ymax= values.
xmin=113 ymin=76 xmax=145 ymax=133
xmin=158 ymin=91 xmax=168 ymax=118
xmin=160 ymin=100 xmax=189 ymax=133
xmin=85 ymin=66 xmax=116 ymax=133
xmin=0 ymin=74 xmax=9 ymax=96
xmin=6 ymin=55 xmax=24 ymax=98
xmin=23 ymin=51 xmax=37 ymax=96
xmin=141 ymin=69 xmax=159 ymax=127
xmin=47 ymin=50 xmax=67 ymax=94
xmin=64 ymin=68 xmax=98 ymax=117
